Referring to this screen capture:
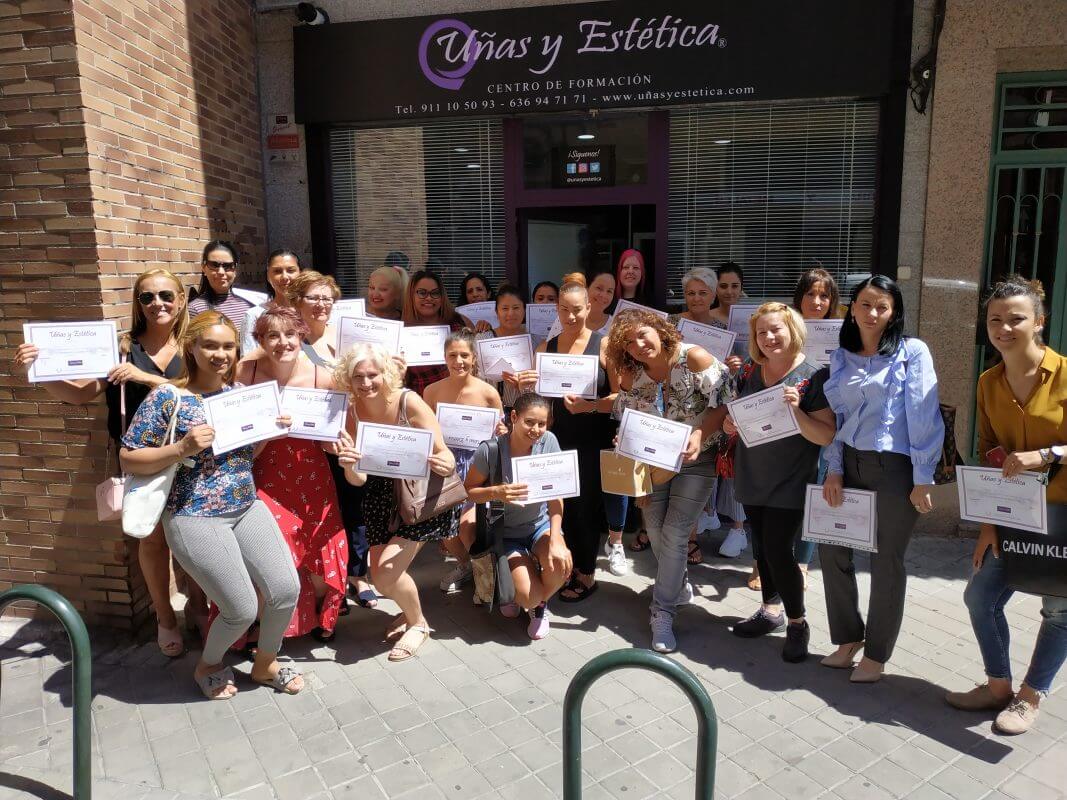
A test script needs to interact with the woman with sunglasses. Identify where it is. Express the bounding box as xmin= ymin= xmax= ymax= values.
xmin=188 ymin=241 xmax=267 ymax=342
xmin=240 ymin=249 xmax=303 ymax=354
xmin=14 ymin=269 xmax=201 ymax=658
xmin=402 ymin=270 xmax=472 ymax=396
